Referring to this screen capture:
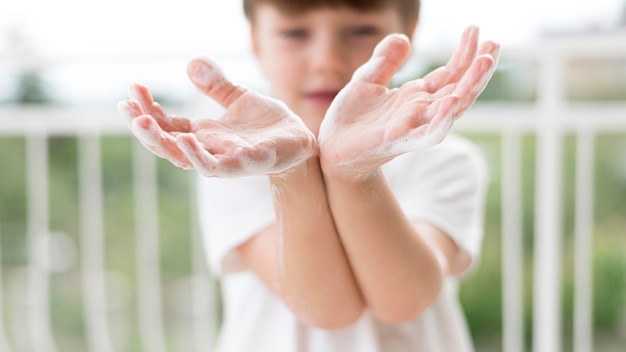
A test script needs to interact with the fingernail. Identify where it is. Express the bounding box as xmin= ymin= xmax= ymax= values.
xmin=188 ymin=55 xmax=224 ymax=86
xmin=188 ymin=61 xmax=211 ymax=85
